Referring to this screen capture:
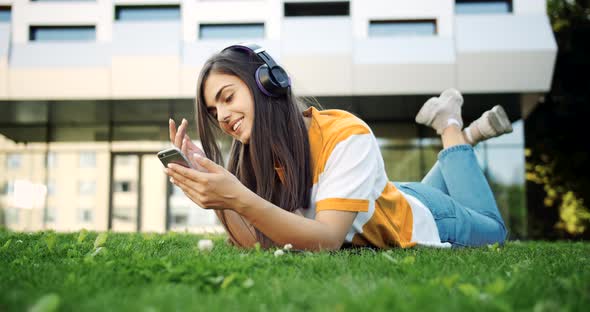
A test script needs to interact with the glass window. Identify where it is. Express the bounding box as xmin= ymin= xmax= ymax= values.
xmin=29 ymin=26 xmax=96 ymax=41
xmin=115 ymin=5 xmax=180 ymax=21
xmin=0 ymin=6 xmax=10 ymax=23
xmin=0 ymin=101 xmax=49 ymax=124
xmin=52 ymin=100 xmax=110 ymax=125
xmin=79 ymin=181 xmax=96 ymax=195
xmin=44 ymin=207 xmax=56 ymax=223
xmin=455 ymin=0 xmax=512 ymax=14
xmin=115 ymin=155 xmax=135 ymax=167
xmin=199 ymin=23 xmax=265 ymax=40
xmin=113 ymin=100 xmax=170 ymax=123
xmin=6 ymin=208 xmax=19 ymax=224
xmin=53 ymin=126 xmax=109 ymax=142
xmin=47 ymin=179 xmax=56 ymax=196
xmin=480 ymin=144 xmax=526 ymax=238
xmin=46 ymin=152 xmax=57 ymax=168
xmin=79 ymin=152 xmax=96 ymax=168
xmin=112 ymin=125 xmax=168 ymax=141
xmin=171 ymin=99 xmax=194 ymax=123
xmin=172 ymin=214 xmax=188 ymax=226
xmin=381 ymin=148 xmax=422 ymax=182
xmin=171 ymin=184 xmax=184 ymax=197
xmin=79 ymin=208 xmax=93 ymax=223
xmin=113 ymin=206 xmax=132 ymax=221
xmin=4 ymin=181 xmax=14 ymax=195
xmin=114 ymin=181 xmax=133 ymax=193
xmin=284 ymin=1 xmax=349 ymax=17
xmin=369 ymin=20 xmax=437 ymax=37
xmin=0 ymin=127 xmax=47 ymax=142
xmin=7 ymin=153 xmax=22 ymax=169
